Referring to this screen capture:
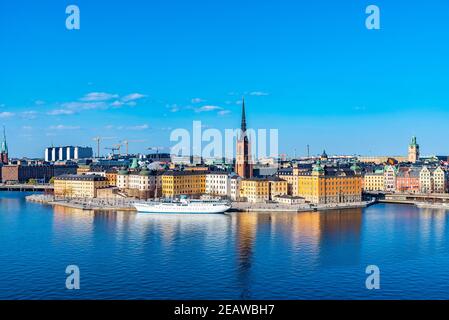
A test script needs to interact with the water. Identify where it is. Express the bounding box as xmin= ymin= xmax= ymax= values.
xmin=1 ymin=192 xmax=449 ymax=300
